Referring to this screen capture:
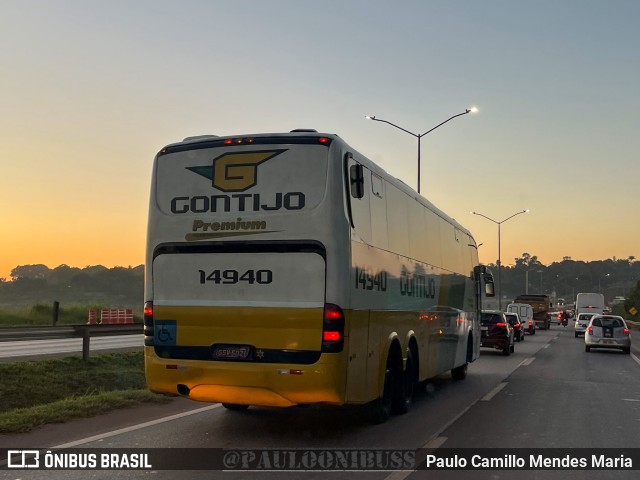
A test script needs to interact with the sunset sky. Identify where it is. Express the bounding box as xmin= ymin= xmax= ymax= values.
xmin=1 ymin=0 xmax=639 ymax=280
